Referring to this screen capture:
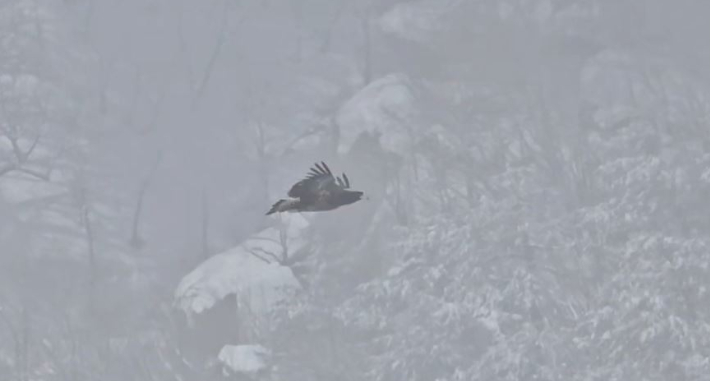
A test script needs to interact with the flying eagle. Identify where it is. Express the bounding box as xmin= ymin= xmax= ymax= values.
xmin=266 ymin=162 xmax=363 ymax=215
